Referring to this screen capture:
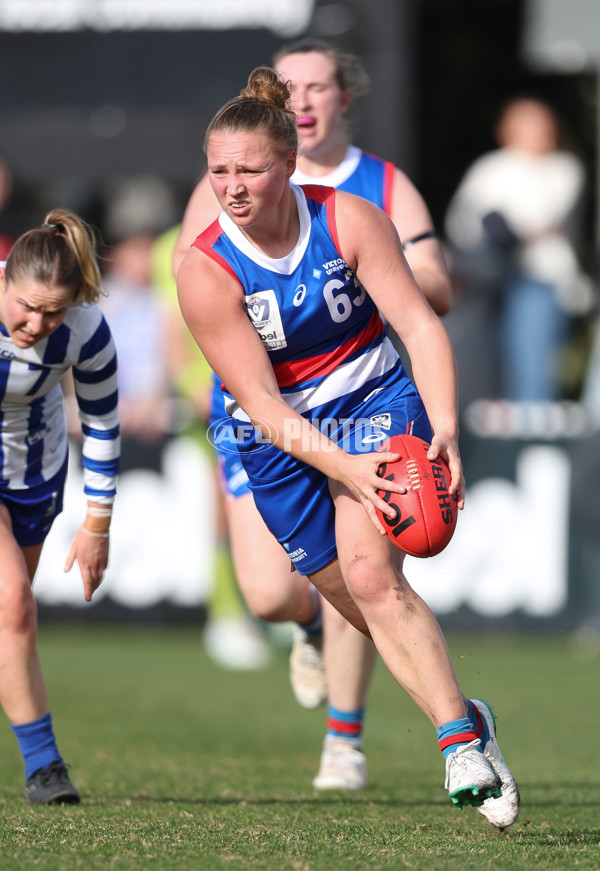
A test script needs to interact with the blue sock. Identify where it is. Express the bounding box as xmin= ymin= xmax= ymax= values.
xmin=436 ymin=700 xmax=490 ymax=759
xmin=11 ymin=713 xmax=63 ymax=779
xmin=436 ymin=716 xmax=479 ymax=759
xmin=326 ymin=704 xmax=365 ymax=746
xmin=467 ymin=699 xmax=490 ymax=746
